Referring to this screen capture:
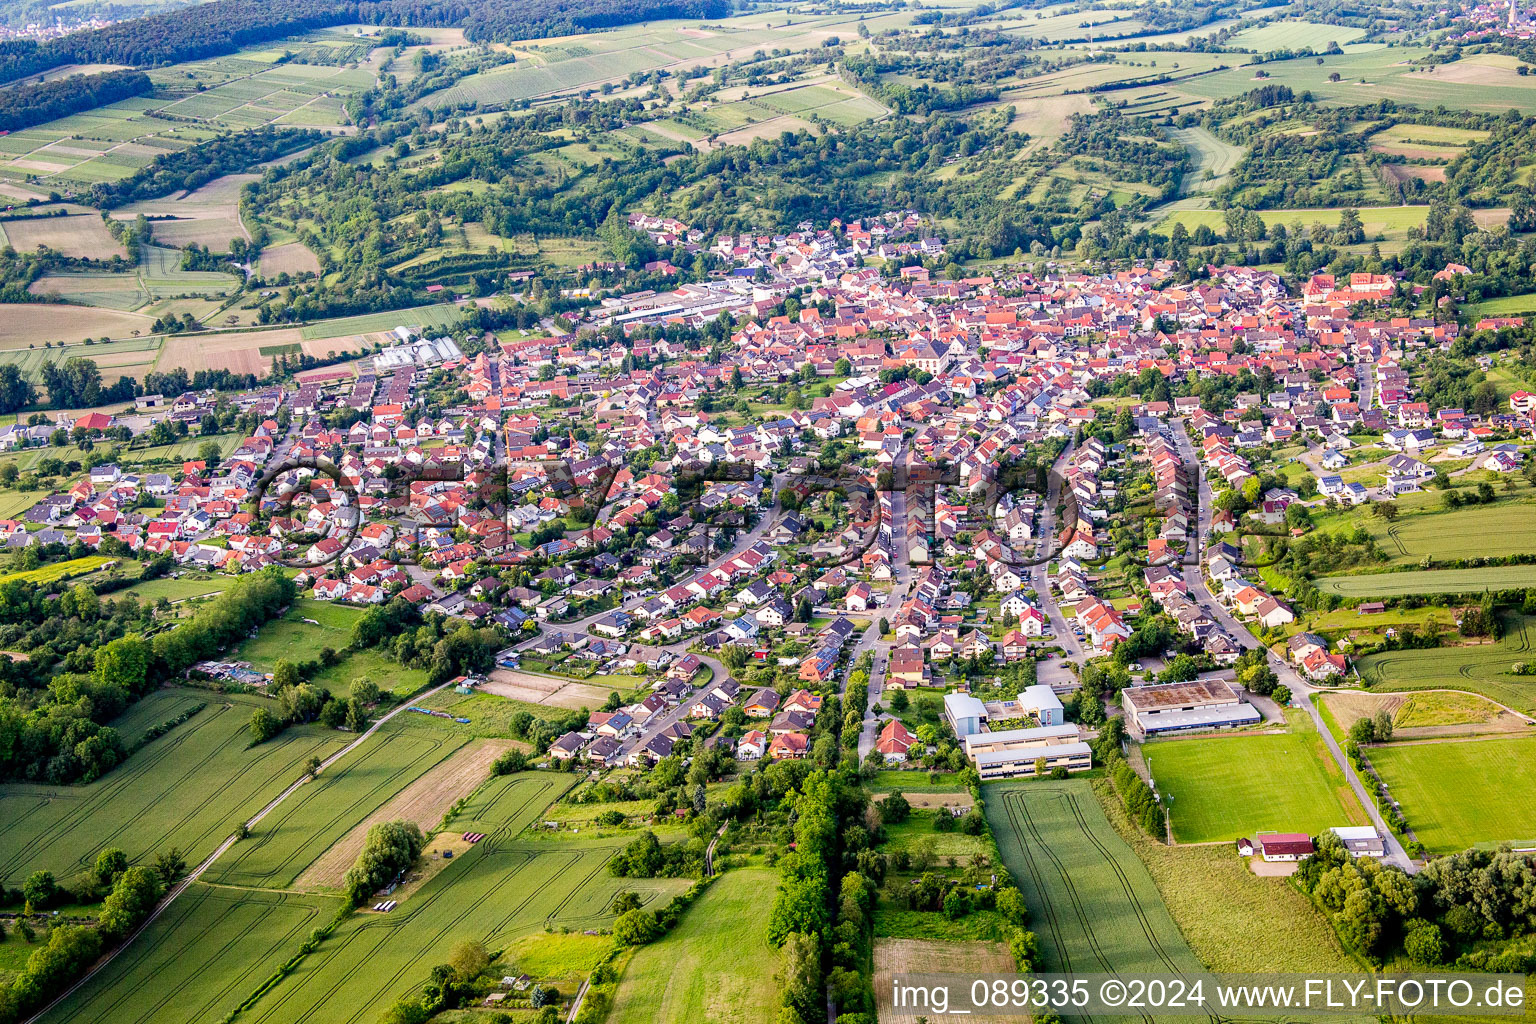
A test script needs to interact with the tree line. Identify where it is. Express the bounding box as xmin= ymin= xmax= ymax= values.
xmin=0 ymin=569 xmax=295 ymax=785
xmin=0 ymin=69 xmax=149 ymax=134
